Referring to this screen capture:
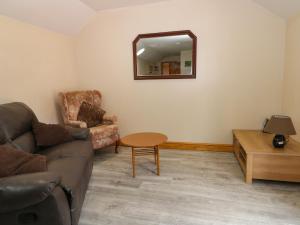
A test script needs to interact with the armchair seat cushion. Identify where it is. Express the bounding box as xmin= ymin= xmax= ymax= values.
xmin=90 ymin=124 xmax=118 ymax=139
xmin=89 ymin=124 xmax=119 ymax=149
